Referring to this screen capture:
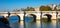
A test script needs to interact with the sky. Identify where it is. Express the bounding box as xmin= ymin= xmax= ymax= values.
xmin=0 ymin=0 xmax=60 ymax=12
